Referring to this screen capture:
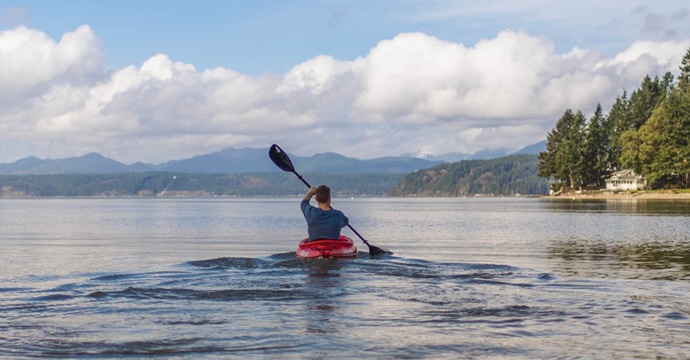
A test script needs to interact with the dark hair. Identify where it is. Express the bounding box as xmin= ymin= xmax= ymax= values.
xmin=315 ymin=185 xmax=330 ymax=203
